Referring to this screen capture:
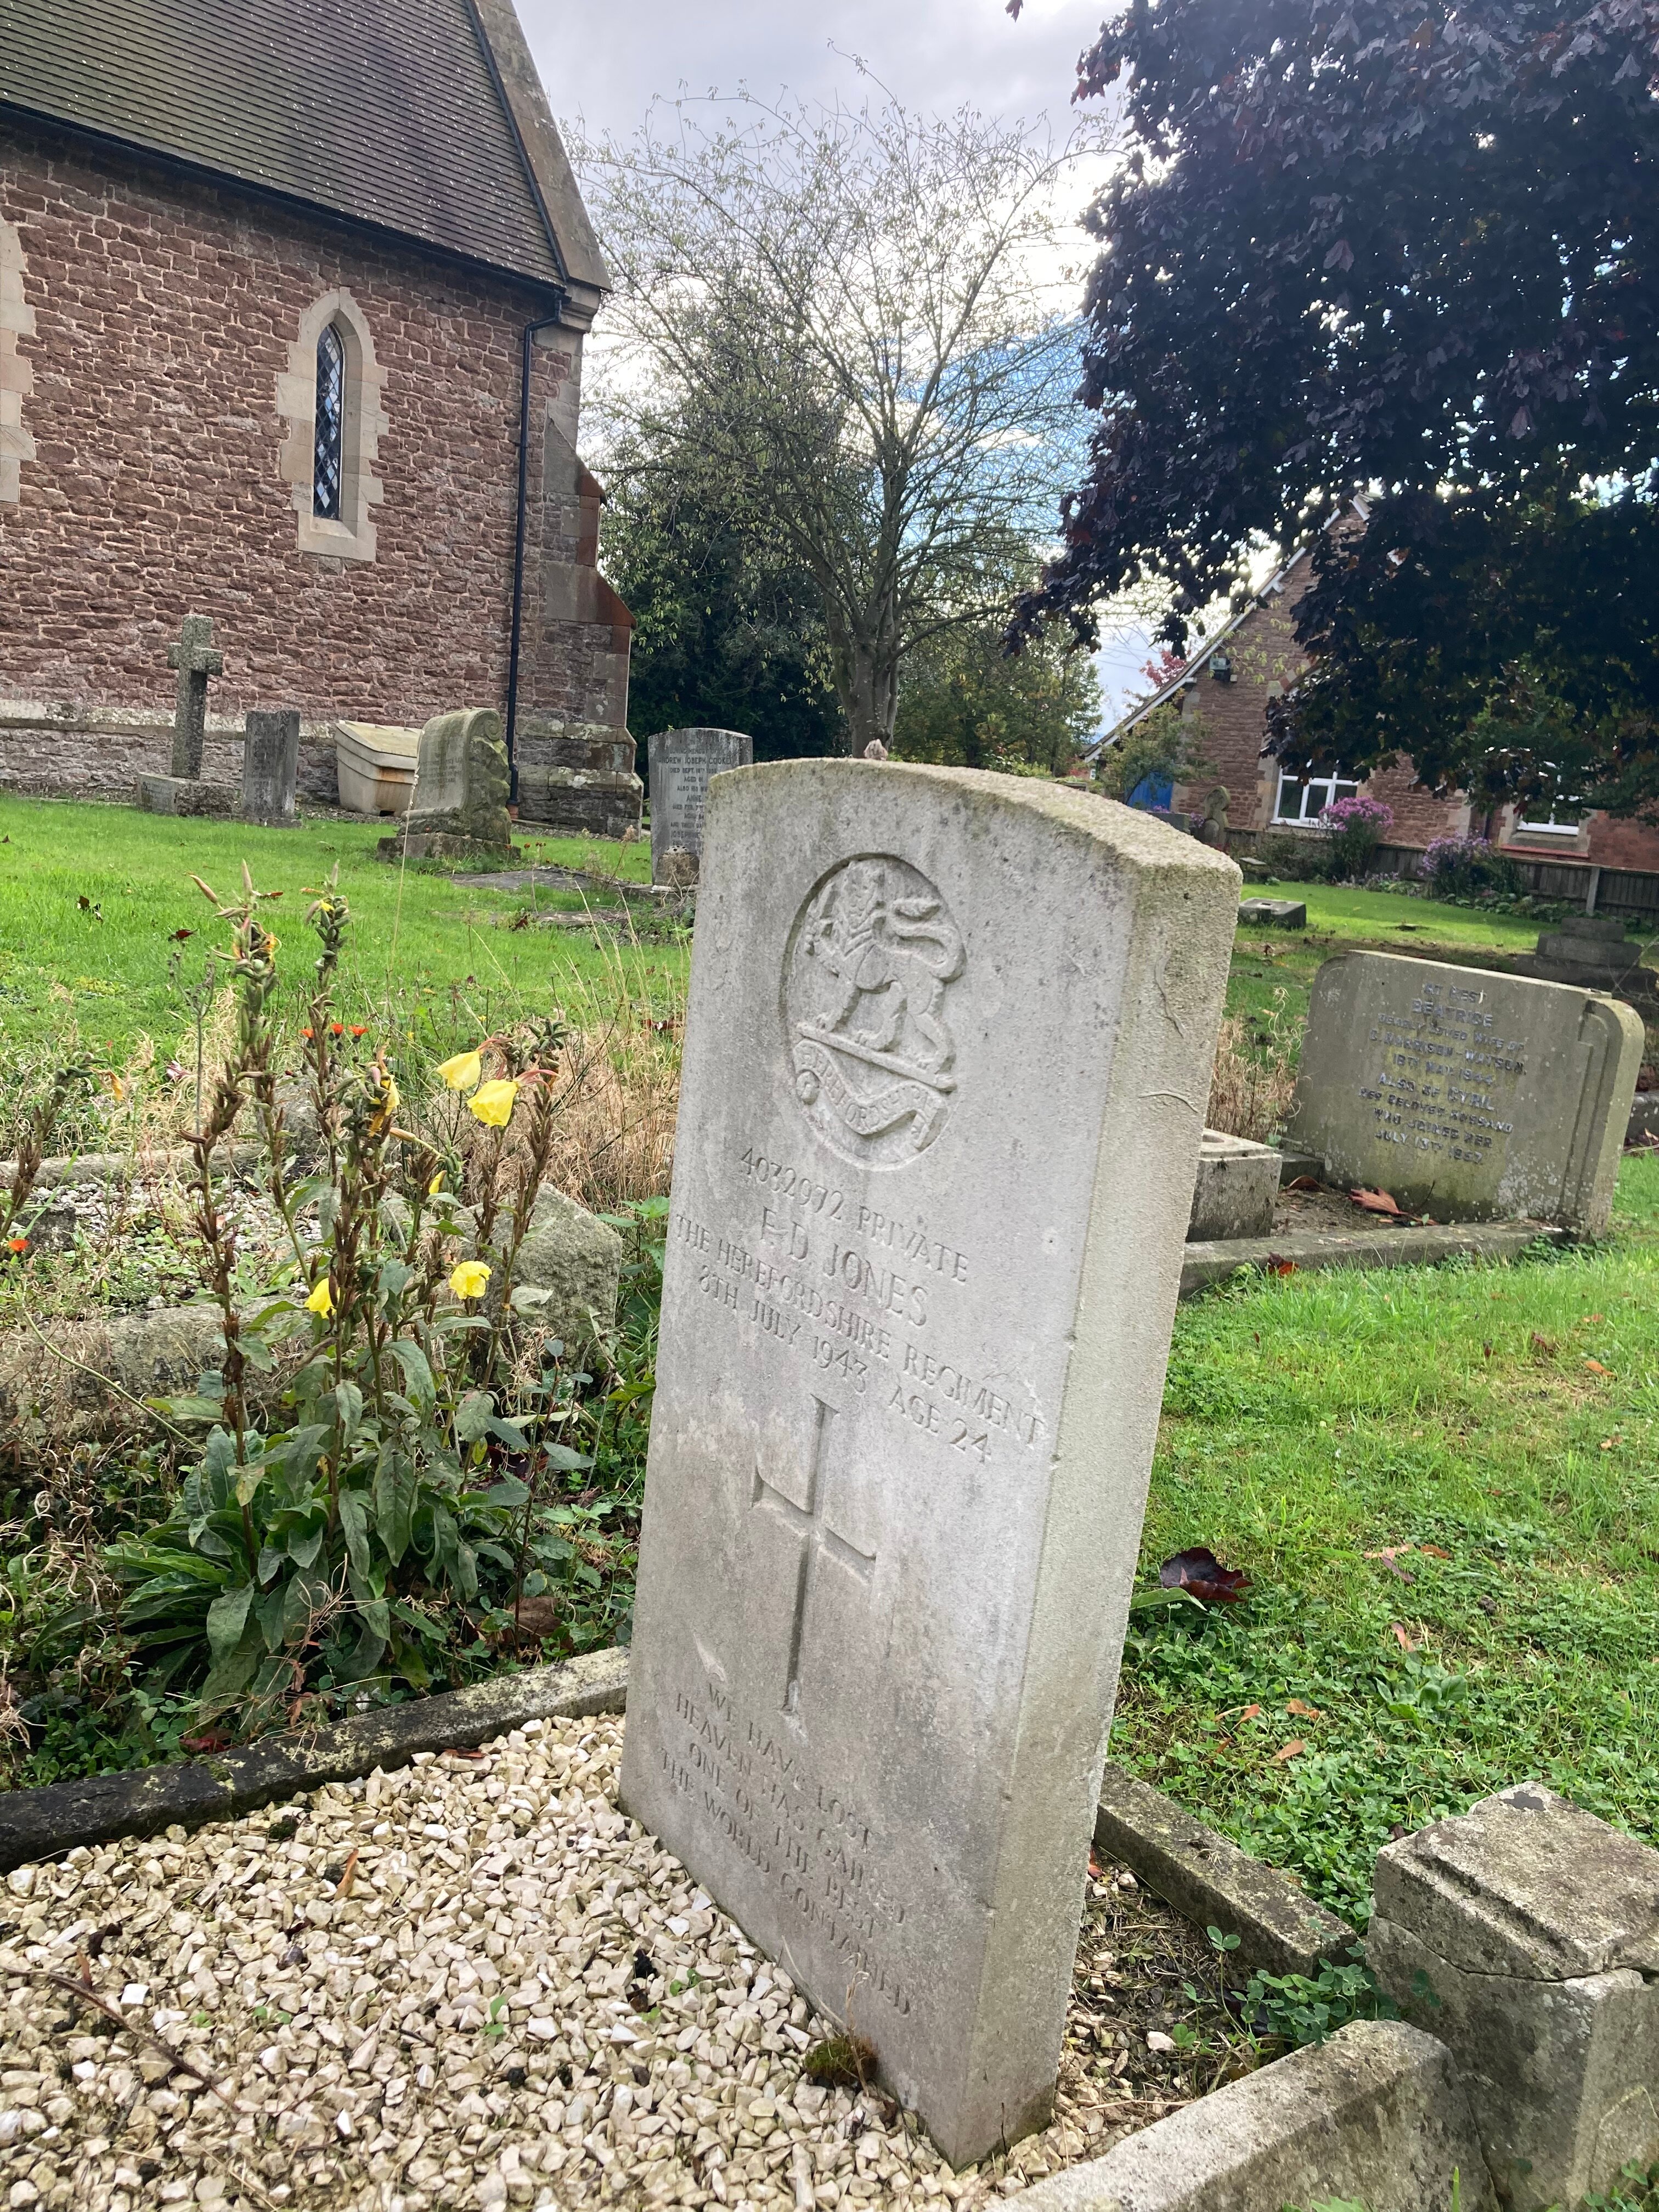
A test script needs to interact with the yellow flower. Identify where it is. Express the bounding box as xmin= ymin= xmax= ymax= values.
xmin=438 ymin=1048 xmax=483 ymax=1092
xmin=305 ymin=1277 xmax=334 ymax=1318
xmin=449 ymin=1260 xmax=492 ymax=1300
xmin=427 ymin=1171 xmax=447 ymax=1197
xmin=468 ymin=1078 xmax=519 ymax=1128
